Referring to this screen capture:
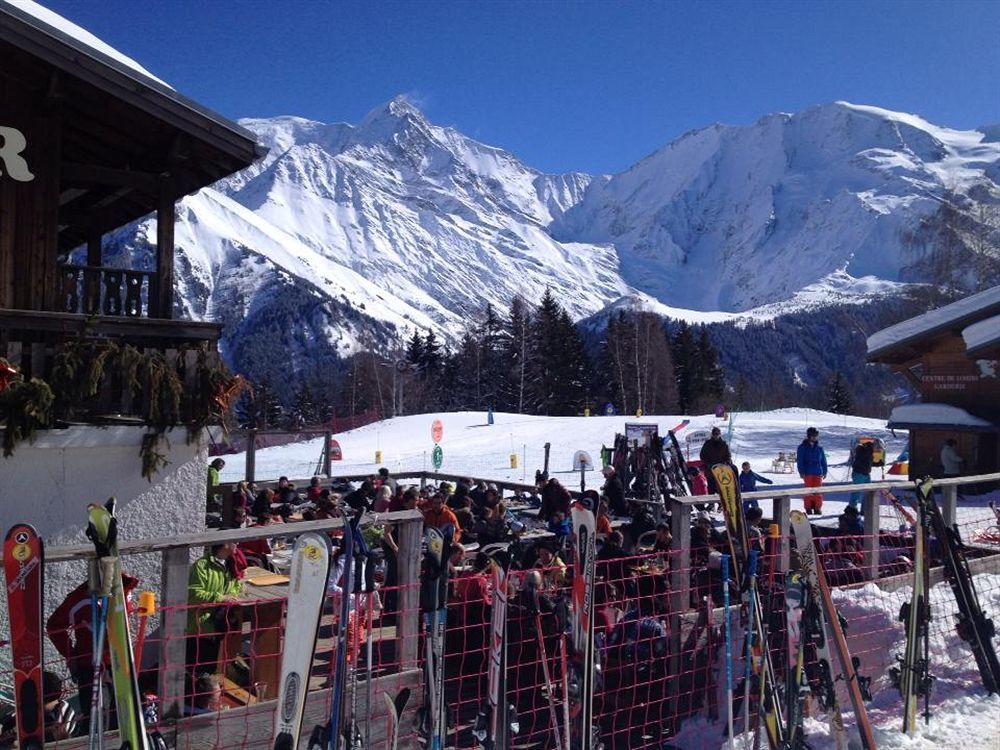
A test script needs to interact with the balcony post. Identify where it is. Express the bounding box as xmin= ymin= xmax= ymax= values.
xmin=155 ymin=178 xmax=175 ymax=319
xmin=87 ymin=228 xmax=102 ymax=267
